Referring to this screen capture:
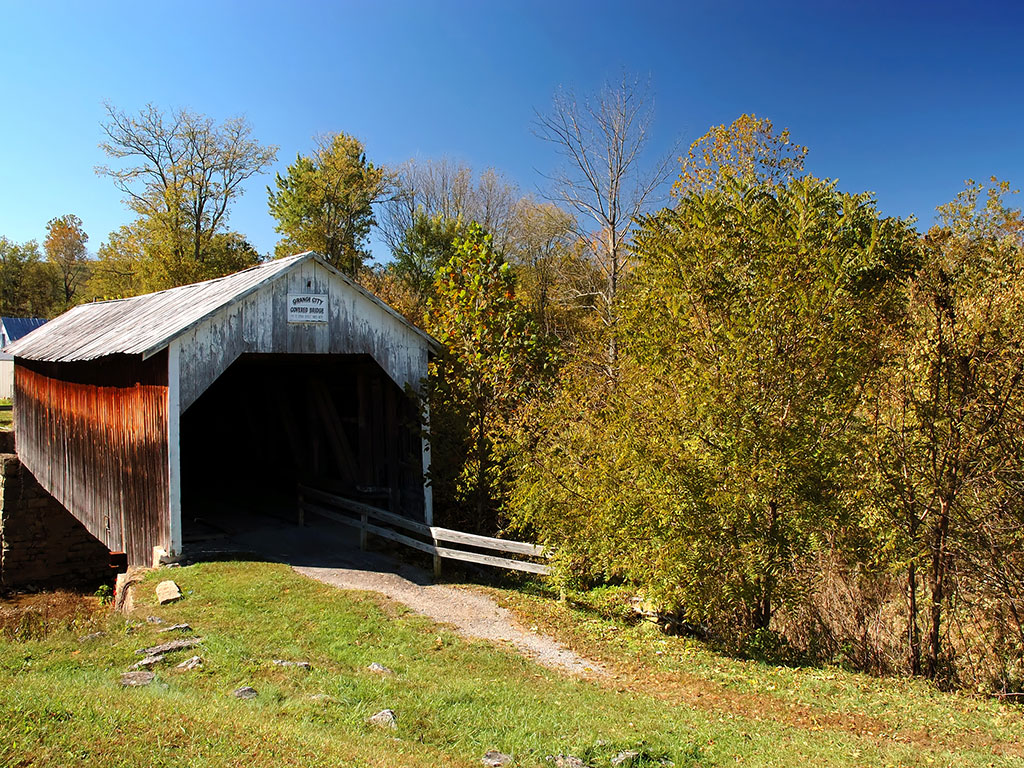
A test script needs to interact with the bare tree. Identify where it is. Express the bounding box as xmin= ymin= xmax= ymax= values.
xmin=377 ymin=157 xmax=521 ymax=258
xmin=534 ymin=75 xmax=676 ymax=372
